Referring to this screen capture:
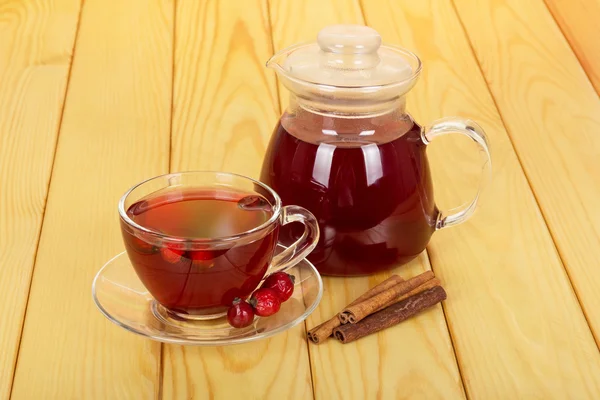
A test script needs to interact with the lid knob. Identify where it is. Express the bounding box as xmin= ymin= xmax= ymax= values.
xmin=317 ymin=25 xmax=382 ymax=55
